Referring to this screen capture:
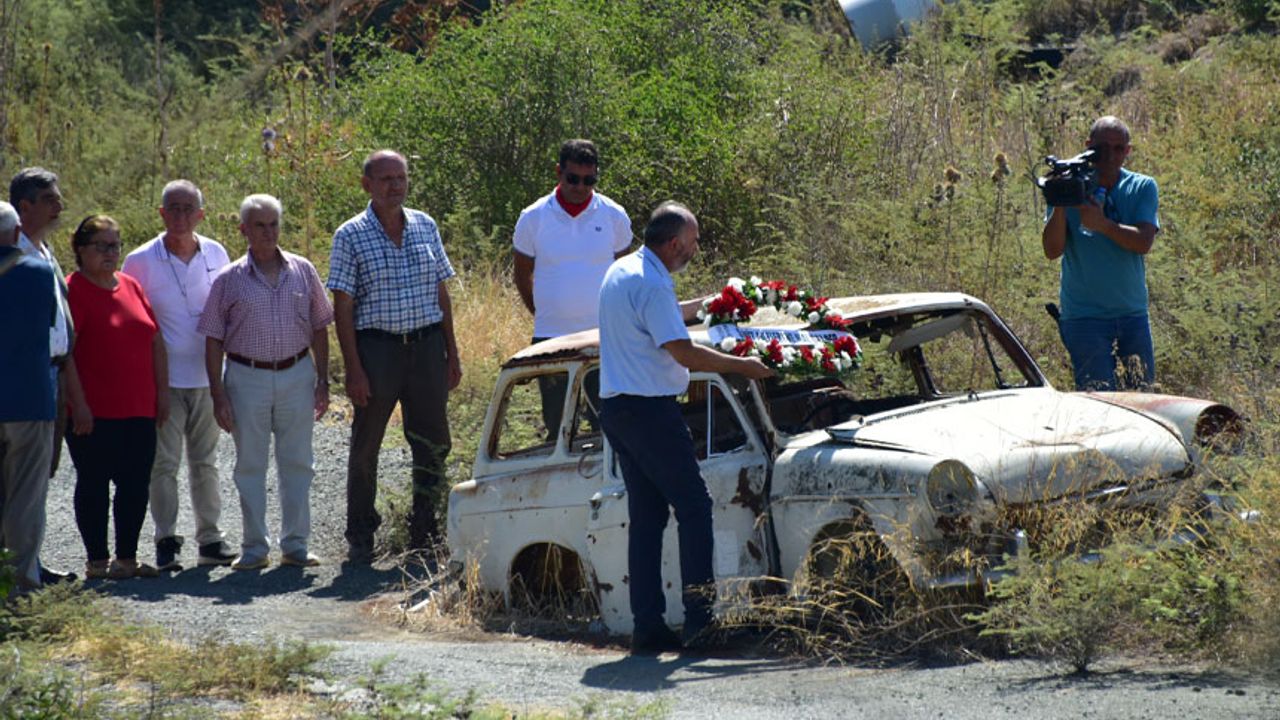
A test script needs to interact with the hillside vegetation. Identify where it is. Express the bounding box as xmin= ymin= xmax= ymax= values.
xmin=3 ymin=0 xmax=1280 ymax=671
